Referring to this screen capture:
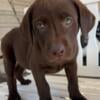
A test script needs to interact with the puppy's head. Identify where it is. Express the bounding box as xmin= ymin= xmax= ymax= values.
xmin=20 ymin=0 xmax=95 ymax=65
